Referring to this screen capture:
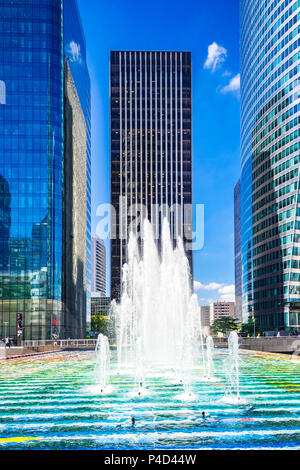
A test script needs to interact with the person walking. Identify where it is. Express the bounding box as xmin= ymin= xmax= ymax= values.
xmin=5 ymin=337 xmax=11 ymax=349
